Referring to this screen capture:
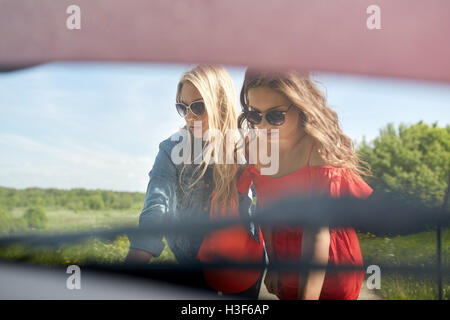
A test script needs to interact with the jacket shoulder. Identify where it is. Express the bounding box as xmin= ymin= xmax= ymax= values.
xmin=158 ymin=129 xmax=187 ymax=154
